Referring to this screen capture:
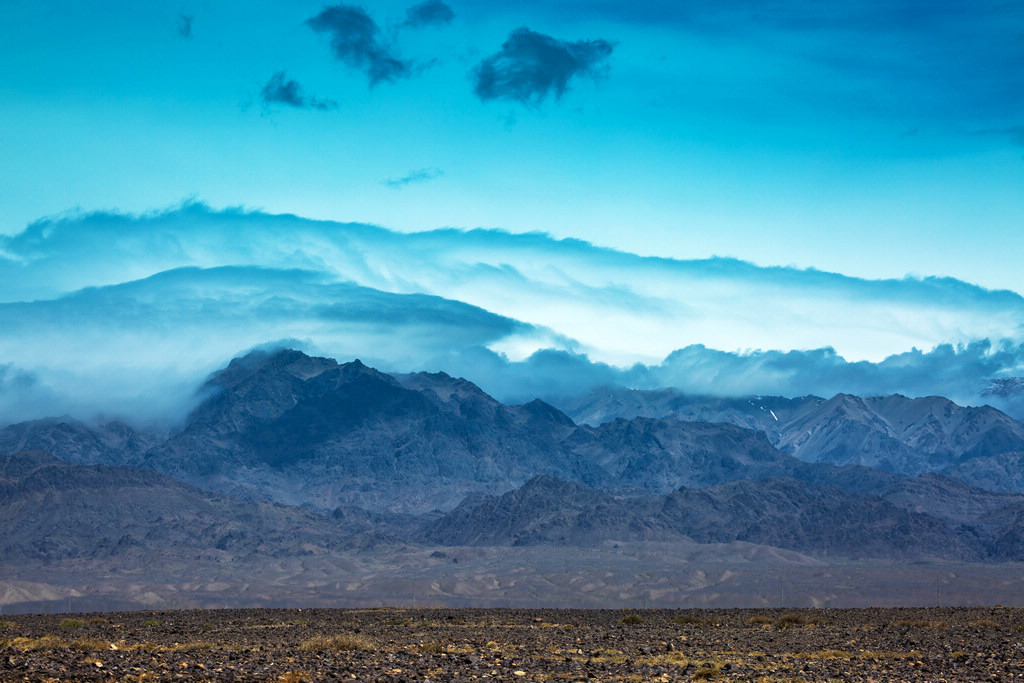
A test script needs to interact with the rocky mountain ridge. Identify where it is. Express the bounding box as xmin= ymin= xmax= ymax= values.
xmin=4 ymin=348 xmax=1024 ymax=565
xmin=554 ymin=386 xmax=1024 ymax=481
xmin=0 ymin=450 xmax=359 ymax=563
xmin=6 ymin=448 xmax=1024 ymax=566
xmin=0 ymin=349 xmax=873 ymax=513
